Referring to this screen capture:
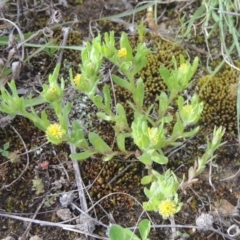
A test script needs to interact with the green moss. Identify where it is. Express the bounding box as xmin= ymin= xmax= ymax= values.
xmin=198 ymin=65 xmax=238 ymax=133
